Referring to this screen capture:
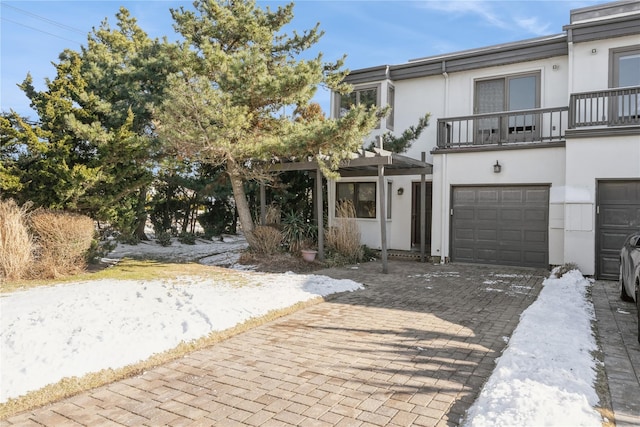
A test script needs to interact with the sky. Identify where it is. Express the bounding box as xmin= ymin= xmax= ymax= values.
xmin=1 ymin=238 xmax=602 ymax=425
xmin=1 ymin=0 xmax=609 ymax=121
